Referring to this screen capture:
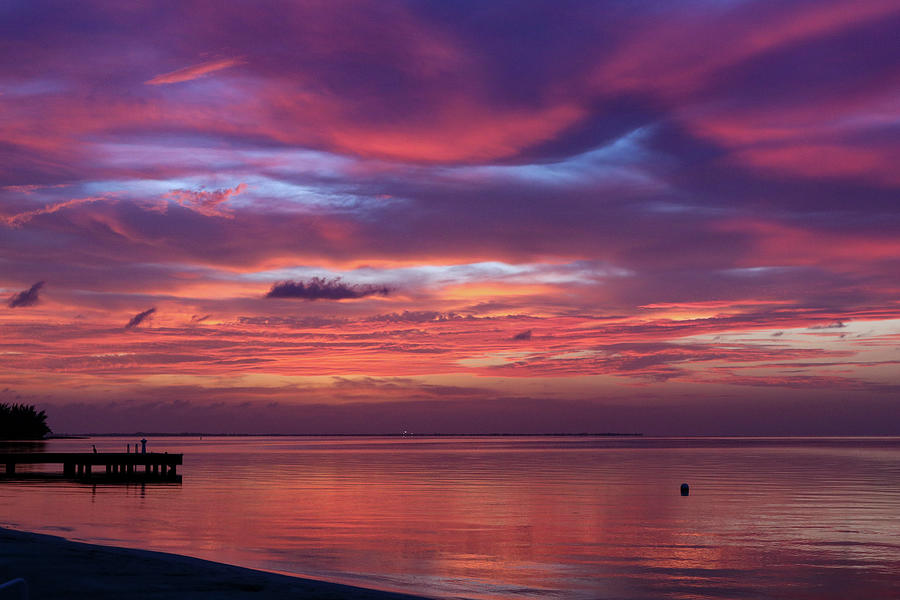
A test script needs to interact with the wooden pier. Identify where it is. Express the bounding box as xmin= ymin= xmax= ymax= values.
xmin=0 ymin=453 xmax=182 ymax=482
